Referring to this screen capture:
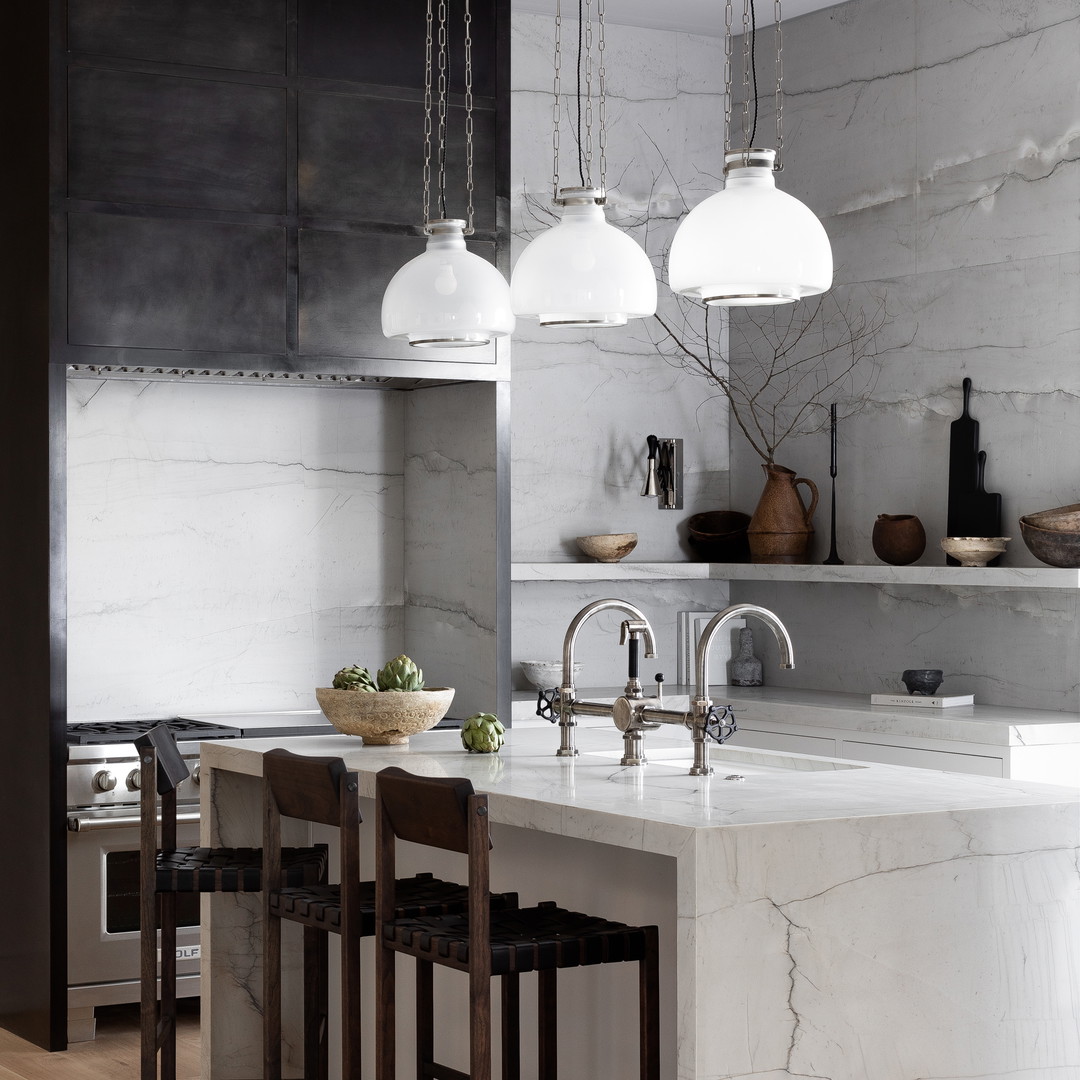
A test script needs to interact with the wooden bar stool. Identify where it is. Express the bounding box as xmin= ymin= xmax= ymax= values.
xmin=261 ymin=749 xmax=519 ymax=1080
xmin=374 ymin=765 xmax=661 ymax=1080
xmin=135 ymin=724 xmax=327 ymax=1080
